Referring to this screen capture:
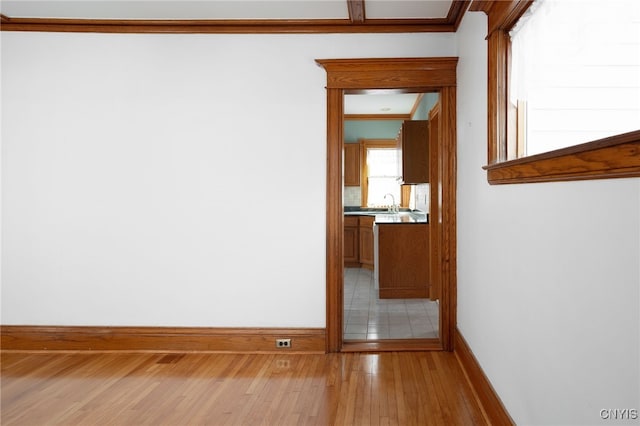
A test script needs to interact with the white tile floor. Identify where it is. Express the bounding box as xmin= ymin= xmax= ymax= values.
xmin=343 ymin=267 xmax=439 ymax=340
